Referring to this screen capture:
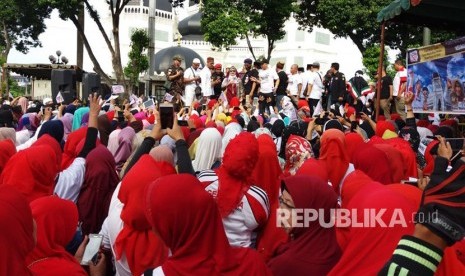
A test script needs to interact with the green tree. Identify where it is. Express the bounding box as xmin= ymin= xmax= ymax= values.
xmin=124 ymin=29 xmax=149 ymax=92
xmin=362 ymin=44 xmax=389 ymax=78
xmin=8 ymin=77 xmax=26 ymax=97
xmin=0 ymin=0 xmax=51 ymax=61
xmin=202 ymin=0 xmax=297 ymax=60
xmin=295 ymin=0 xmax=462 ymax=57
xmin=46 ymin=0 xmax=131 ymax=86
